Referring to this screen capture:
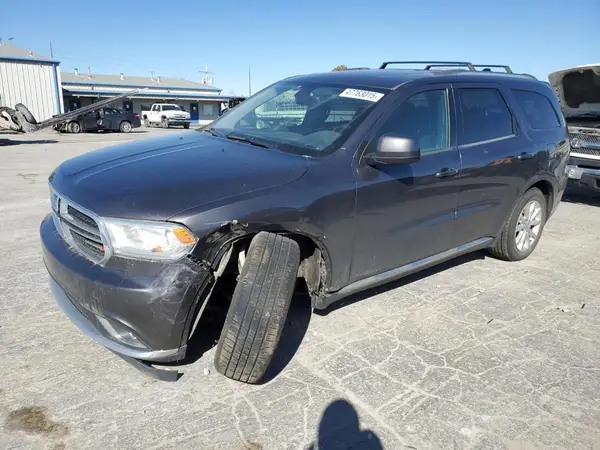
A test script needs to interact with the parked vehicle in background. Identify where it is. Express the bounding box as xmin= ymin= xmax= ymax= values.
xmin=142 ymin=104 xmax=191 ymax=129
xmin=41 ymin=61 xmax=569 ymax=385
xmin=549 ymin=64 xmax=600 ymax=194
xmin=0 ymin=90 xmax=139 ymax=133
xmin=219 ymin=96 xmax=246 ymax=116
xmin=55 ymin=107 xmax=141 ymax=133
